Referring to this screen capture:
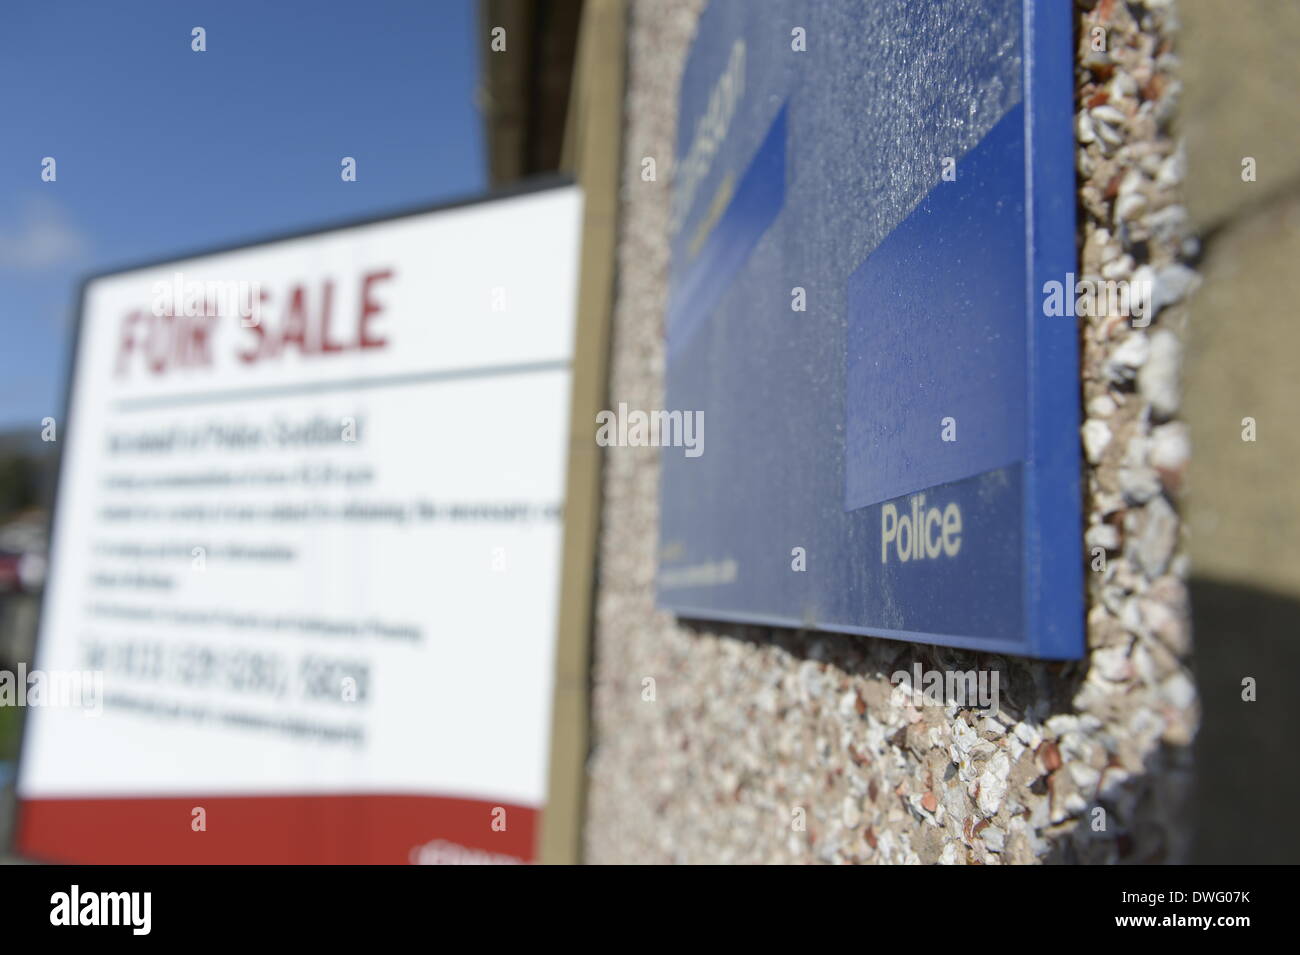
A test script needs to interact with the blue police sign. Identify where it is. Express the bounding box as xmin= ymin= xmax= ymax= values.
xmin=658 ymin=0 xmax=1082 ymax=658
